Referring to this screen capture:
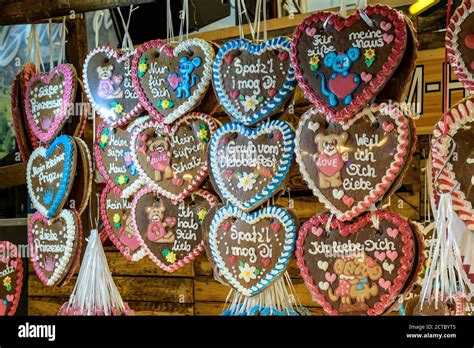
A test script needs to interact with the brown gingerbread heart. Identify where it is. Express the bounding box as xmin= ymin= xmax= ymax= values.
xmin=296 ymin=210 xmax=417 ymax=315
xmin=0 ymin=241 xmax=23 ymax=316
xmin=67 ymin=137 xmax=92 ymax=215
xmin=130 ymin=112 xmax=217 ymax=201
xmin=295 ymin=103 xmax=412 ymax=221
xmin=132 ymin=38 xmax=214 ymax=124
xmin=290 ymin=5 xmax=407 ymax=122
xmin=131 ymin=188 xmax=217 ymax=272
